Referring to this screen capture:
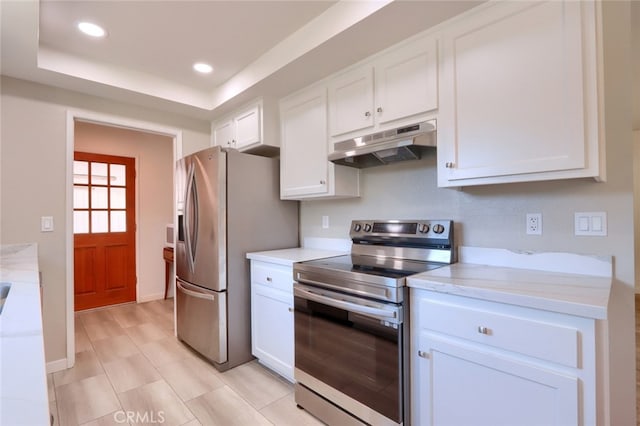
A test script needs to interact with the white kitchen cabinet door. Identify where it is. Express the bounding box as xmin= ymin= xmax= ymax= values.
xmin=438 ymin=0 xmax=602 ymax=187
xmin=374 ymin=36 xmax=438 ymax=127
xmin=410 ymin=288 xmax=597 ymax=426
xmin=328 ymin=66 xmax=374 ymax=137
xmin=414 ymin=332 xmax=579 ymax=426
xmin=280 ymin=85 xmax=359 ymax=200
xmin=251 ymin=283 xmax=294 ymax=382
xmin=234 ymin=105 xmax=261 ymax=150
xmin=211 ymin=99 xmax=280 ymax=155
xmin=328 ymin=34 xmax=438 ymax=141
xmin=213 ymin=119 xmax=234 ymax=148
